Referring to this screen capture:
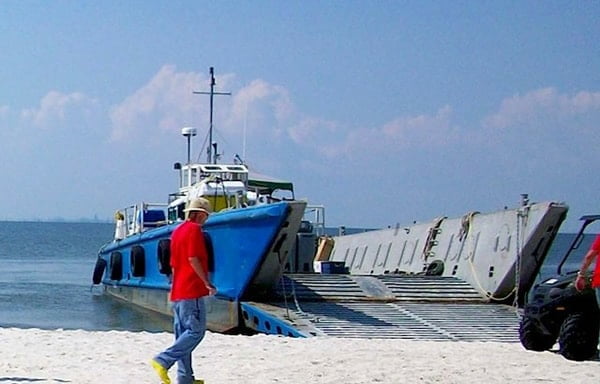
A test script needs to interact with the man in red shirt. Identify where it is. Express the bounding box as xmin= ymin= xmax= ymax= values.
xmin=151 ymin=198 xmax=216 ymax=384
xmin=575 ymin=234 xmax=600 ymax=308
